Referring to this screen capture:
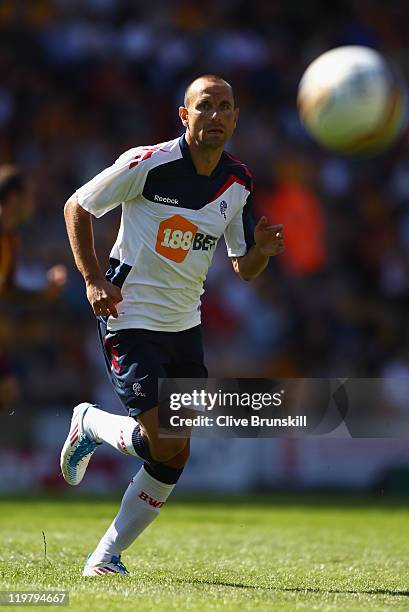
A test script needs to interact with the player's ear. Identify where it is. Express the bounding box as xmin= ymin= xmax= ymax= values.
xmin=233 ymin=107 xmax=240 ymax=125
xmin=179 ymin=106 xmax=189 ymax=128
